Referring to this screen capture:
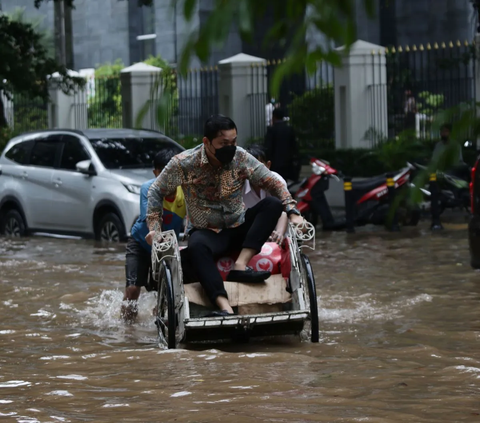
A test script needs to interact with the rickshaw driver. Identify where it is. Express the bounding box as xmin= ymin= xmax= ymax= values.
xmin=146 ymin=115 xmax=304 ymax=317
